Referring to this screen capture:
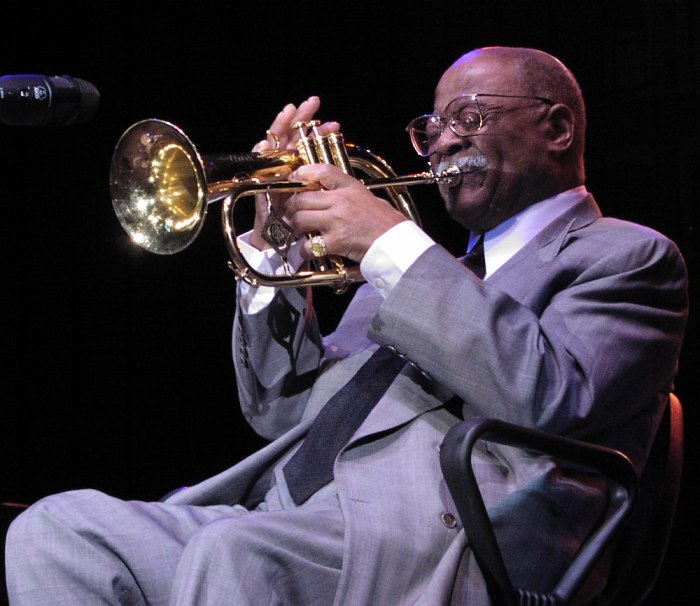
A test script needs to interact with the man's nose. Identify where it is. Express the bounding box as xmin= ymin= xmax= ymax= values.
xmin=433 ymin=125 xmax=469 ymax=156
